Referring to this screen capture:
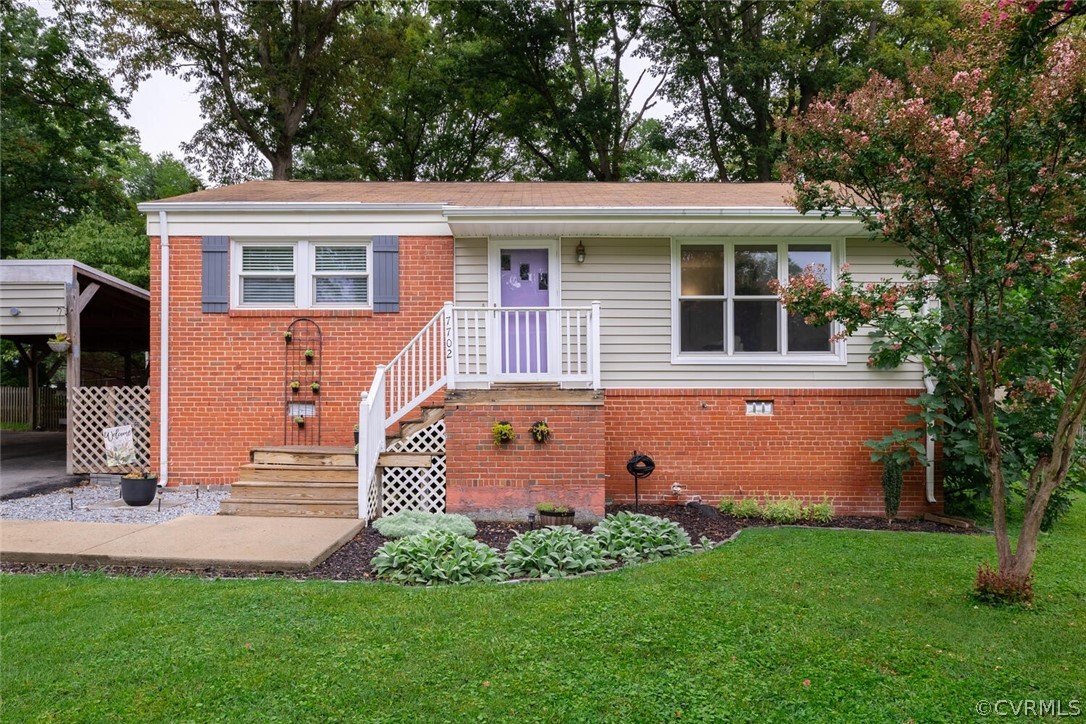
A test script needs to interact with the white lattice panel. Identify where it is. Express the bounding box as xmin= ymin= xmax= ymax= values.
xmin=70 ymin=386 xmax=150 ymax=473
xmin=387 ymin=419 xmax=445 ymax=453
xmin=381 ymin=455 xmax=446 ymax=515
